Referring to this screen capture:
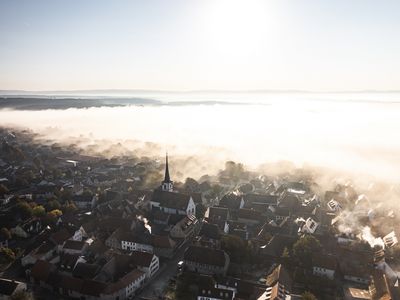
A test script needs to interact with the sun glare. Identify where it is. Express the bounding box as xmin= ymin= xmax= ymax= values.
xmin=203 ymin=0 xmax=274 ymax=58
